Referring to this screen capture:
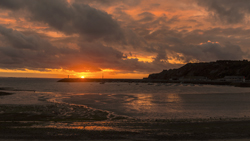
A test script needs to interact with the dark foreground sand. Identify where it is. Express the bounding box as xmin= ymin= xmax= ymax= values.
xmin=1 ymin=91 xmax=250 ymax=140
